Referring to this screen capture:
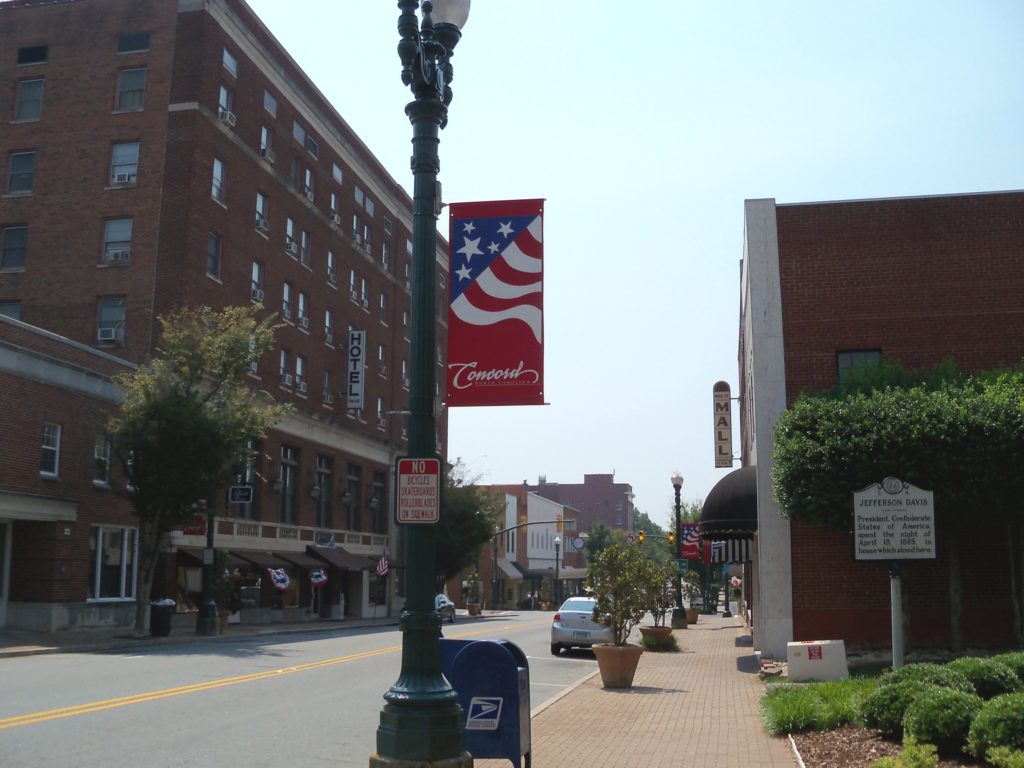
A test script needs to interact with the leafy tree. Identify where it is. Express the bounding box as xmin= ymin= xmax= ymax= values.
xmin=434 ymin=460 xmax=503 ymax=588
xmin=583 ymin=522 xmax=627 ymax=562
xmin=772 ymin=363 xmax=1024 ymax=649
xmin=108 ymin=305 xmax=287 ymax=633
